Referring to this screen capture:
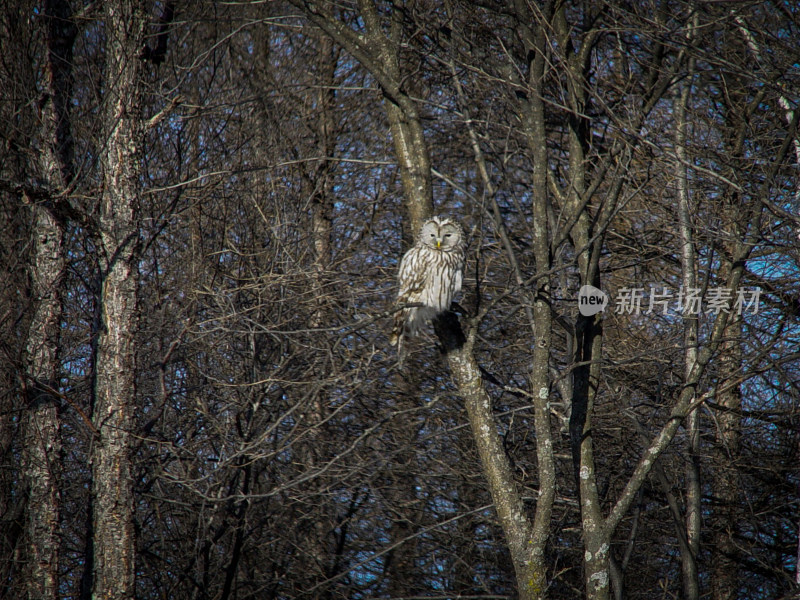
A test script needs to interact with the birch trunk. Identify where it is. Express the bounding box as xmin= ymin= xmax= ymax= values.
xmin=435 ymin=316 xmax=543 ymax=598
xmin=675 ymin=19 xmax=701 ymax=597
